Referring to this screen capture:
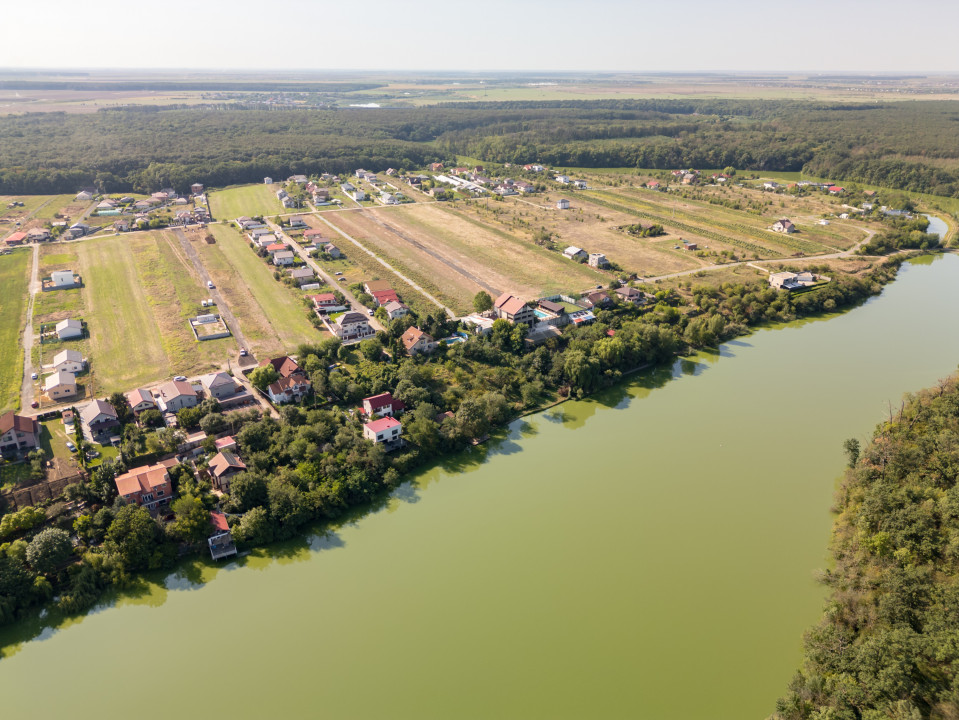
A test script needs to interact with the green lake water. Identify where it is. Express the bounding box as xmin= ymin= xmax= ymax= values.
xmin=3 ymin=254 xmax=959 ymax=719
